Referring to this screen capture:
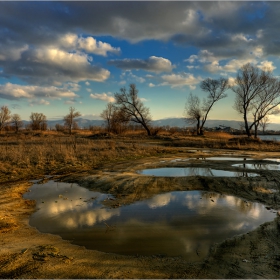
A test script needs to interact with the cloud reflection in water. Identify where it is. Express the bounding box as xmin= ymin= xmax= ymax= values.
xmin=24 ymin=181 xmax=276 ymax=261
